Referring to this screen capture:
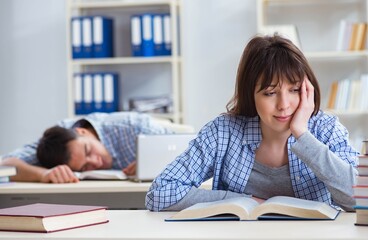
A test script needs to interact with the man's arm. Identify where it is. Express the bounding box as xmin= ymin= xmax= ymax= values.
xmin=1 ymin=157 xmax=79 ymax=183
